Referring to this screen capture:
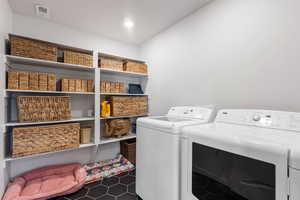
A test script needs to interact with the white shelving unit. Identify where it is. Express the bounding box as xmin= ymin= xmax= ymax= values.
xmin=6 ymin=55 xmax=95 ymax=72
xmin=98 ymin=53 xmax=148 ymax=146
xmin=1 ymin=35 xmax=149 ymax=179
xmin=100 ymin=93 xmax=148 ymax=96
xmin=100 ymin=68 xmax=148 ymax=78
xmin=100 ymin=133 xmax=137 ymax=145
xmin=6 ymin=89 xmax=95 ymax=95
xmin=5 ymin=143 xmax=97 ymax=162
xmin=100 ymin=114 xmax=148 ymax=120
xmin=5 ymin=117 xmax=95 ymax=127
